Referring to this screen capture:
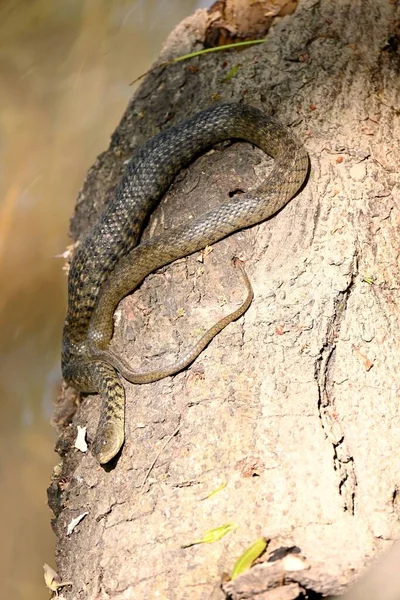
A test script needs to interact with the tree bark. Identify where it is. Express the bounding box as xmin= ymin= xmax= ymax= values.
xmin=48 ymin=1 xmax=400 ymax=598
